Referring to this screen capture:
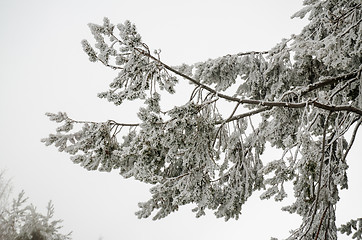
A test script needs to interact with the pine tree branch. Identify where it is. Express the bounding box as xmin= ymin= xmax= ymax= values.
xmin=235 ymin=50 xmax=269 ymax=56
xmin=135 ymin=49 xmax=362 ymax=116
xmin=330 ymin=3 xmax=361 ymax=24
xmin=340 ymin=17 xmax=362 ymax=37
xmin=300 ymin=68 xmax=362 ymax=96
xmin=68 ymin=118 xmax=140 ymax=127
xmin=215 ymin=106 xmax=272 ymax=124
